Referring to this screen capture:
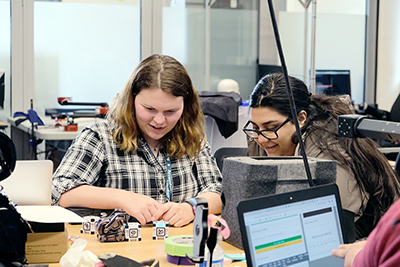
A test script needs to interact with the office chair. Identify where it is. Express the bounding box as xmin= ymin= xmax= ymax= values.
xmin=213 ymin=147 xmax=248 ymax=172
xmin=360 ymin=92 xmax=400 ymax=122
xmin=357 ymin=93 xmax=400 ymax=161
xmin=389 ymin=93 xmax=400 ymax=122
